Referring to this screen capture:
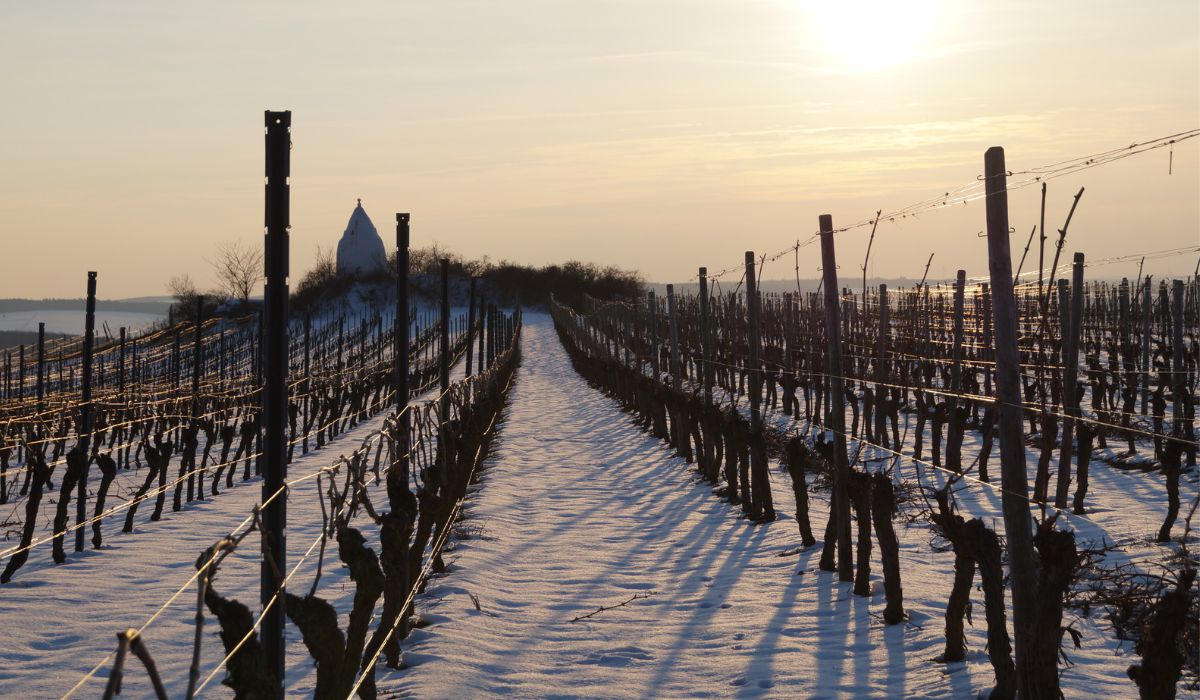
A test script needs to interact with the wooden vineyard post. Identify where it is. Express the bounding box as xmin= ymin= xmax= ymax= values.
xmin=667 ymin=285 xmax=682 ymax=393
xmin=359 ymin=317 xmax=368 ymax=371
xmin=982 ymin=283 xmax=992 ymax=396
xmin=744 ymin=251 xmax=774 ymax=521
xmin=465 ymin=277 xmax=476 ymax=378
xmin=647 ymin=291 xmax=659 ymax=380
xmin=875 ymin=284 xmax=888 ymax=447
xmin=1141 ymin=277 xmax=1151 ymax=414
xmin=699 ymin=268 xmax=713 ymax=407
xmin=622 ymin=301 xmax=633 ymax=366
xmin=819 ymin=217 xmax=853 ymax=581
xmin=1054 ymin=253 xmax=1084 ymax=508
xmin=983 ymin=146 xmax=1042 ymax=698
xmin=118 ymin=327 xmax=126 ymax=392
xmin=667 ymin=284 xmax=686 ymax=459
xmin=1057 ymin=281 xmax=1069 ymax=377
xmin=191 ymin=296 xmax=204 ymax=419
xmin=487 ymin=303 xmax=496 ymax=367
xmin=303 ymin=316 xmax=311 ymax=455
xmin=337 ymin=318 xmax=344 ymax=374
xmin=1170 ymin=280 xmax=1185 ymax=438
xmin=478 ymin=293 xmax=486 ymax=375
xmin=439 ymin=258 xmax=451 ymax=414
xmin=75 ymin=271 xmax=98 ymax=552
xmin=784 ymin=292 xmax=796 ymax=417
xmin=36 ymin=323 xmax=45 ymax=412
xmin=261 ymin=109 xmax=291 ymax=692
xmin=946 ymin=270 xmax=966 ymax=471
